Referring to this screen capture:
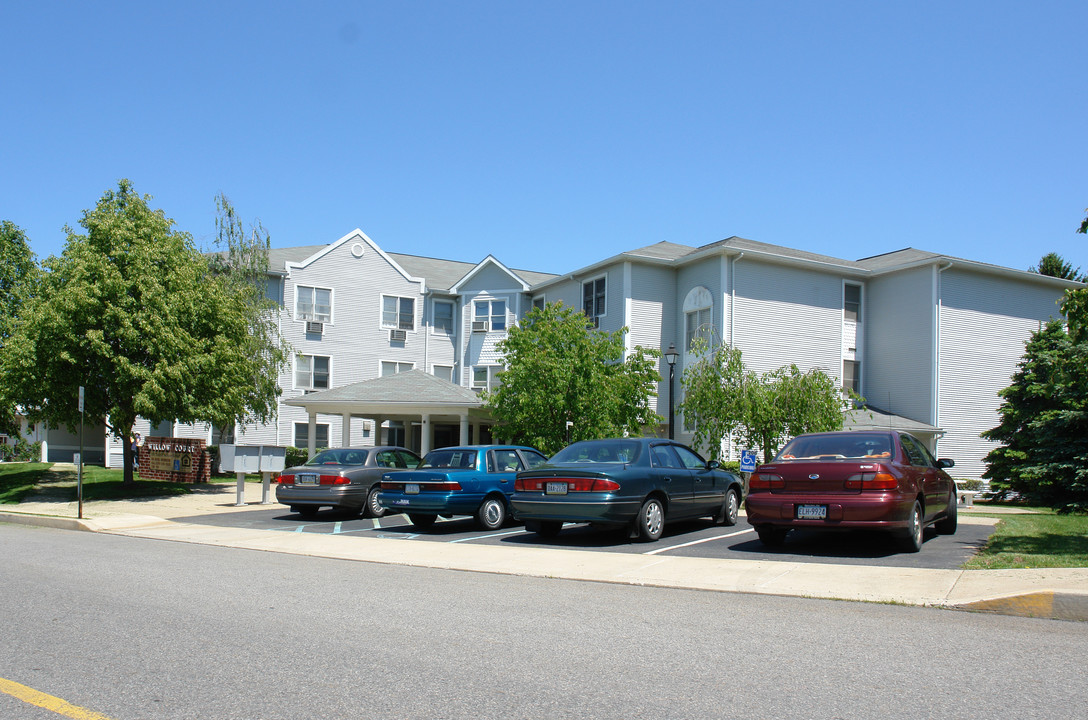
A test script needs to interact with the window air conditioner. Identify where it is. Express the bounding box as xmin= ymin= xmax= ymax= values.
xmin=305 ymin=321 xmax=324 ymax=335
xmin=471 ymin=321 xmax=488 ymax=332
xmin=389 ymin=329 xmax=407 ymax=342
